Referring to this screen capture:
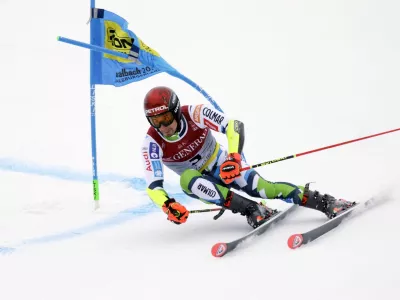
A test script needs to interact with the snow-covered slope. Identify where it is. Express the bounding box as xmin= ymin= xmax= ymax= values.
xmin=1 ymin=0 xmax=400 ymax=299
